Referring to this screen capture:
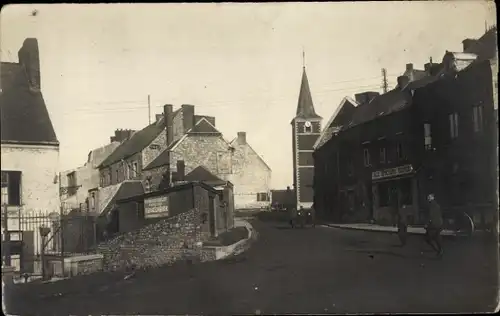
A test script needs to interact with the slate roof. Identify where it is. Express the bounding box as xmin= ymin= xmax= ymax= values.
xmin=185 ymin=165 xmax=226 ymax=186
xmin=407 ymin=75 xmax=440 ymax=90
xmin=314 ymin=96 xmax=357 ymax=150
xmin=294 ymin=67 xmax=322 ymax=120
xmin=464 ymin=26 xmax=498 ymax=61
xmin=345 ymin=88 xmax=412 ymax=129
xmin=187 ymin=117 xmax=221 ymax=134
xmin=102 ymin=180 xmax=145 ymax=216
xmin=99 ymin=119 xmax=166 ymax=168
xmin=314 ymin=126 xmax=342 ymax=150
xmin=1 ymin=62 xmax=58 ymax=144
